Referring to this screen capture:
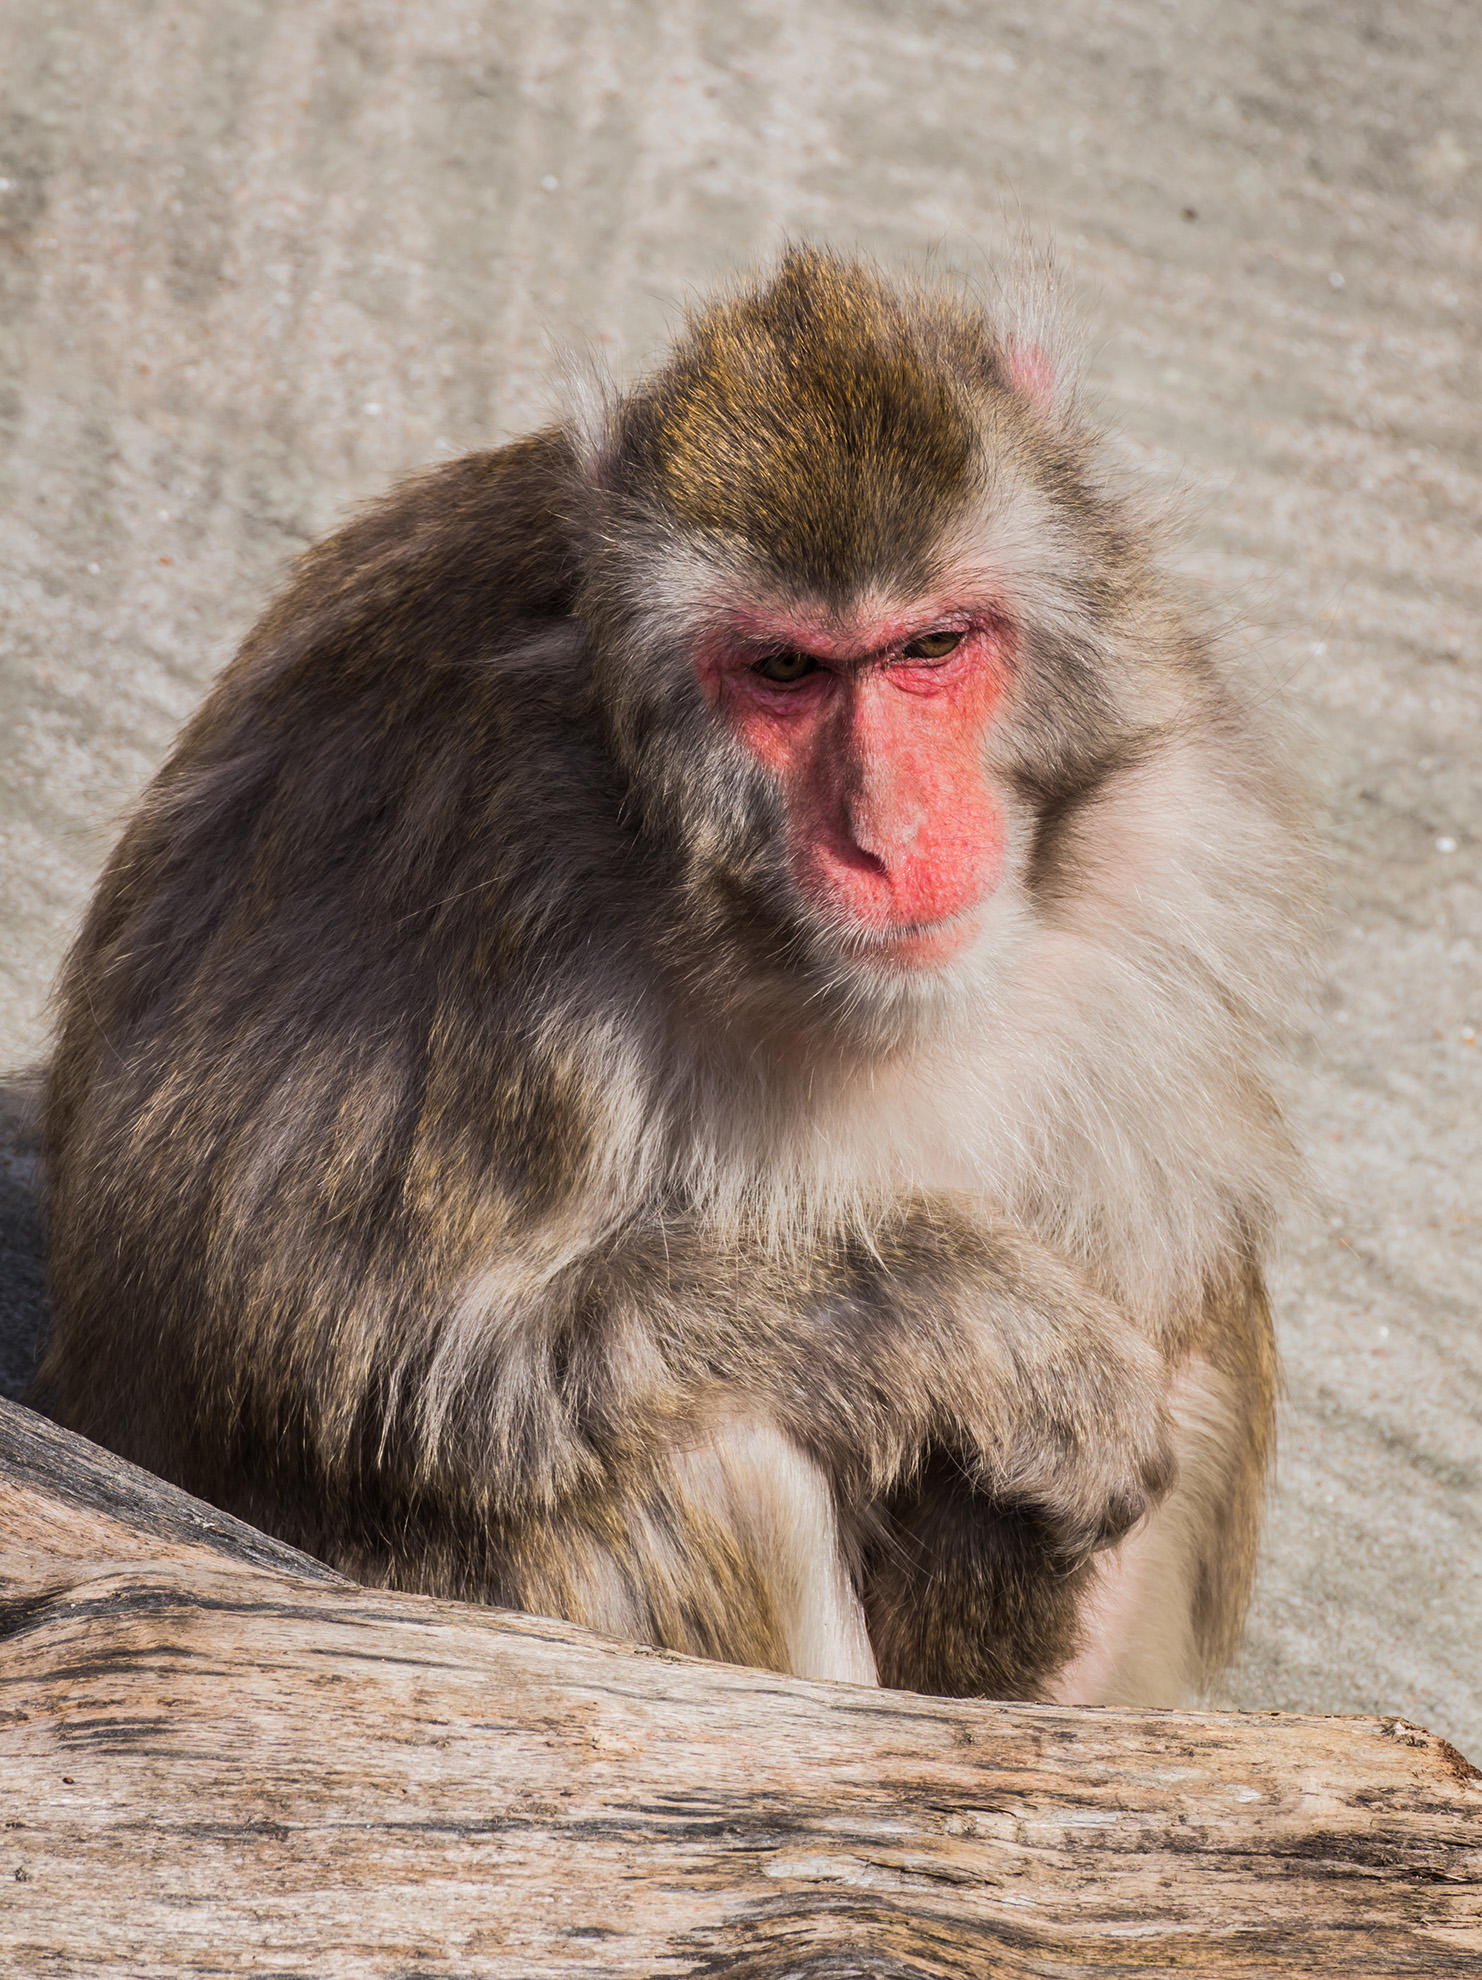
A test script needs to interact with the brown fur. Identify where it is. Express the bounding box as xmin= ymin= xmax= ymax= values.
xmin=610 ymin=250 xmax=985 ymax=595
xmin=38 ymin=249 xmax=1308 ymax=1702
